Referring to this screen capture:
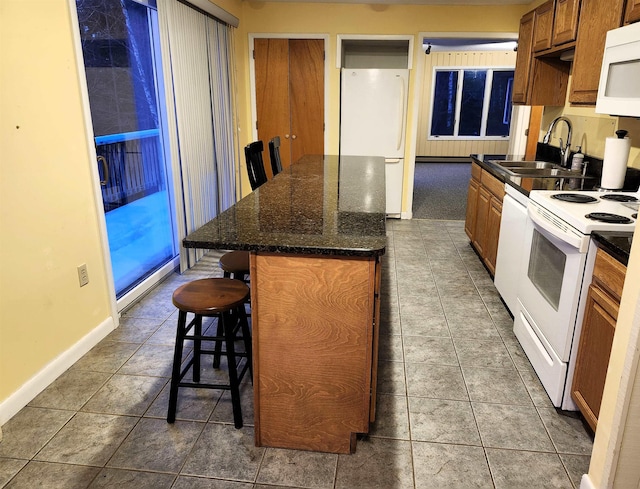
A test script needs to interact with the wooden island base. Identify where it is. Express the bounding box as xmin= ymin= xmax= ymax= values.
xmin=251 ymin=252 xmax=381 ymax=454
